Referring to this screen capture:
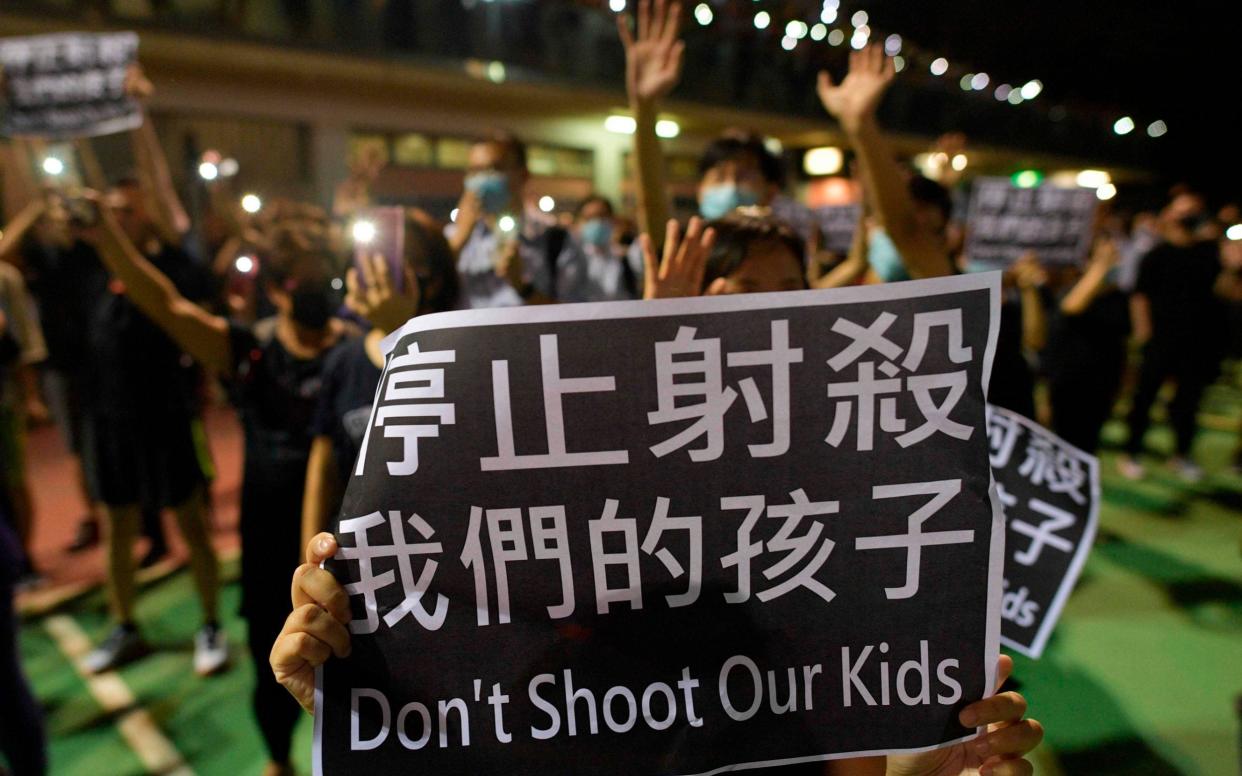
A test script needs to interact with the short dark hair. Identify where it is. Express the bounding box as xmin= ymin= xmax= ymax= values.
xmin=908 ymin=175 xmax=952 ymax=222
xmin=698 ymin=132 xmax=785 ymax=188
xmin=477 ymin=129 xmax=527 ymax=172
xmin=703 ymin=209 xmax=805 ymax=292
xmin=575 ymin=194 xmax=614 ymax=219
